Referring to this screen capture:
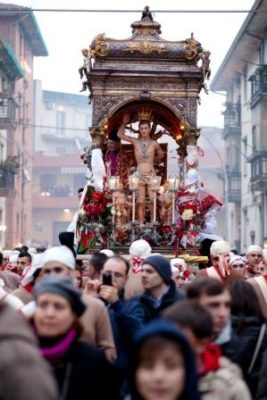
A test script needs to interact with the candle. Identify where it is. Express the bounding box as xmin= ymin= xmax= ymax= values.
xmin=132 ymin=191 xmax=136 ymax=222
xmin=108 ymin=176 xmax=120 ymax=191
xmin=168 ymin=176 xmax=179 ymax=191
